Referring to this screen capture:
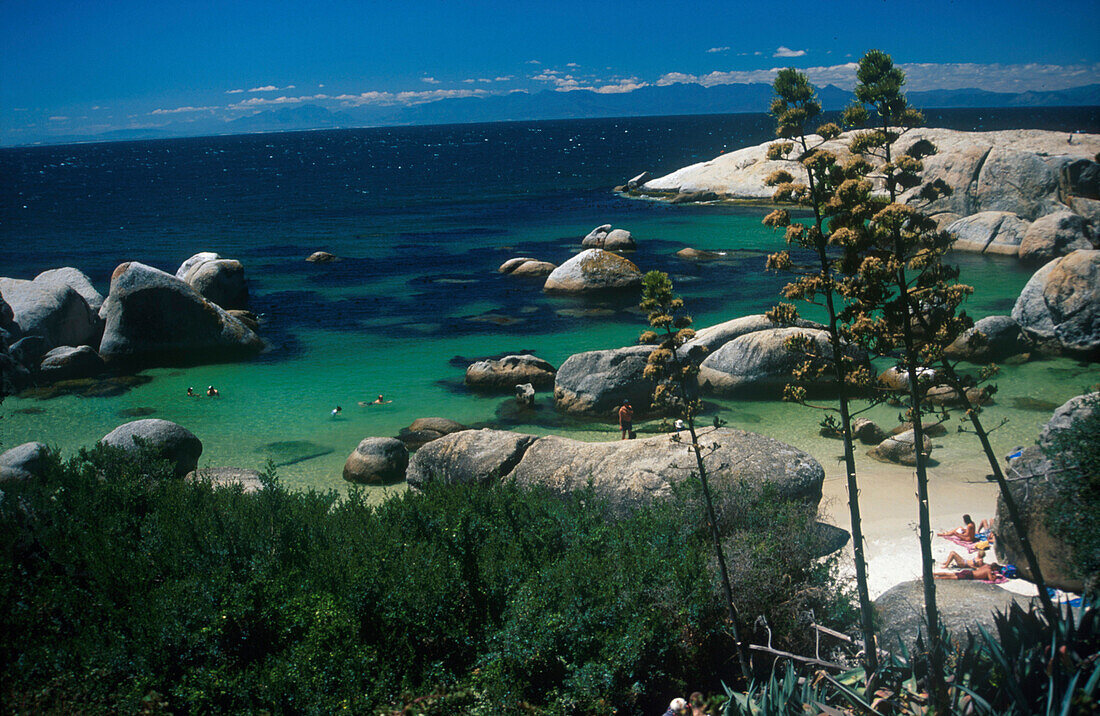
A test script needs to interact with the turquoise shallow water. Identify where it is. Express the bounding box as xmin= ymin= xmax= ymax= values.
xmin=2 ymin=115 xmax=1097 ymax=496
xmin=4 ymin=205 xmax=1096 ymax=495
